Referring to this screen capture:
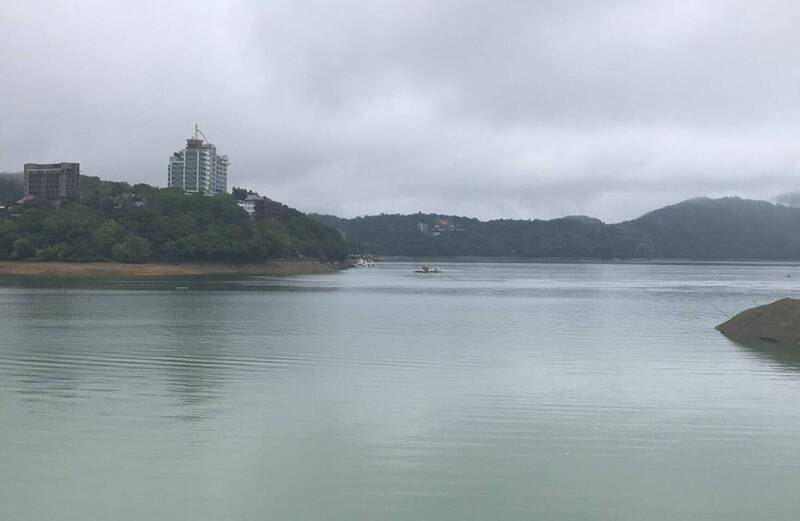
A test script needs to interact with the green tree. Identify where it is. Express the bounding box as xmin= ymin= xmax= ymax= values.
xmin=112 ymin=236 xmax=152 ymax=263
xmin=94 ymin=219 xmax=125 ymax=257
xmin=11 ymin=238 xmax=35 ymax=260
xmin=37 ymin=242 xmax=72 ymax=261
xmin=0 ymin=220 xmax=20 ymax=258
xmin=231 ymin=187 xmax=249 ymax=201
